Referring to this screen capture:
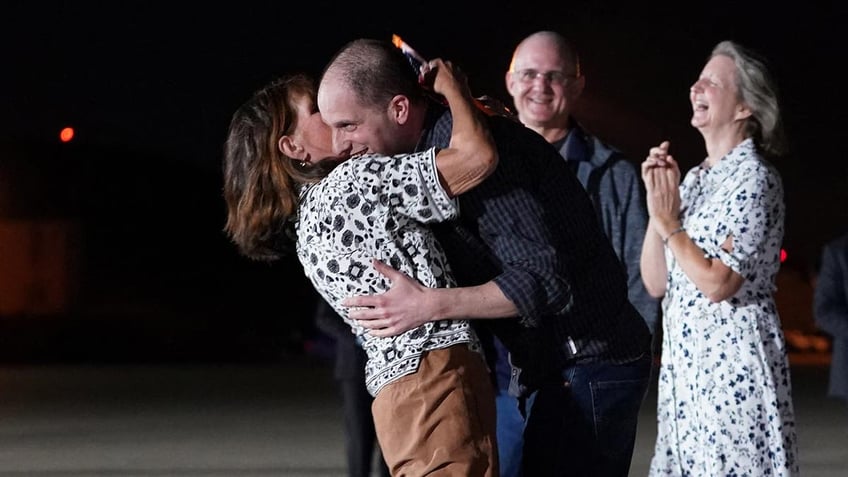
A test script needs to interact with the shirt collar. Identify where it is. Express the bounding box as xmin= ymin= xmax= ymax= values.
xmin=560 ymin=121 xmax=591 ymax=162
xmin=700 ymin=137 xmax=756 ymax=185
